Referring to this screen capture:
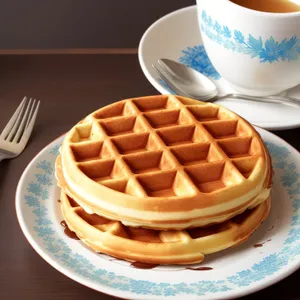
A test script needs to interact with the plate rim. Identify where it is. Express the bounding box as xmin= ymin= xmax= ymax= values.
xmin=138 ymin=5 xmax=300 ymax=131
xmin=15 ymin=130 xmax=300 ymax=300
